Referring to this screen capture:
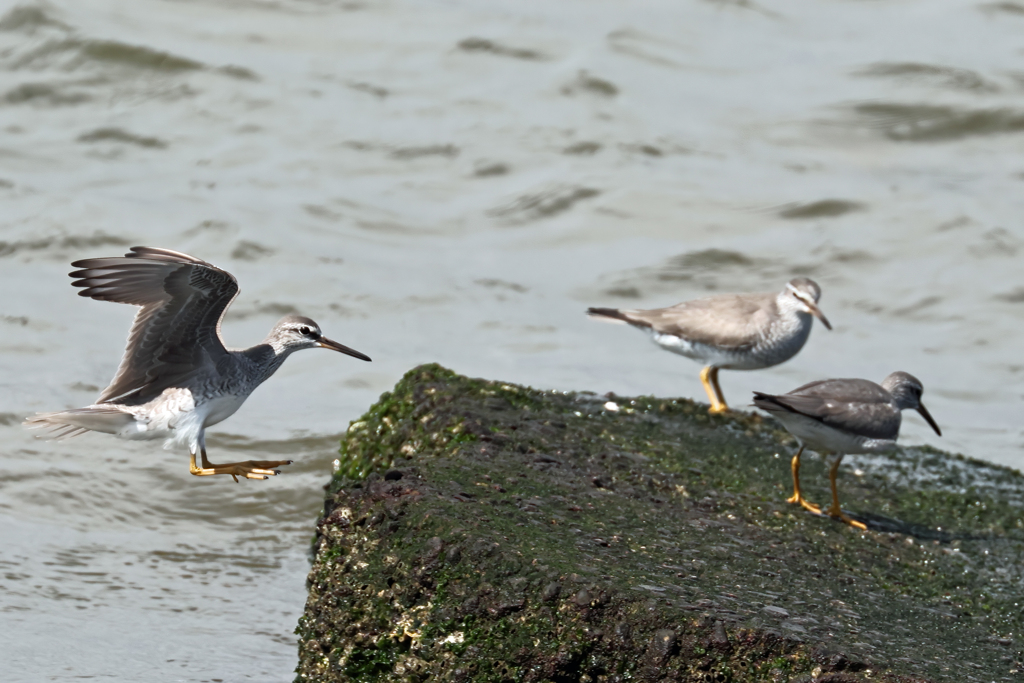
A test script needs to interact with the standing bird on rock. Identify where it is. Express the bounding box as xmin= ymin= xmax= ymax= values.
xmin=753 ymin=372 xmax=942 ymax=530
xmin=587 ymin=278 xmax=831 ymax=414
xmin=24 ymin=246 xmax=371 ymax=482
